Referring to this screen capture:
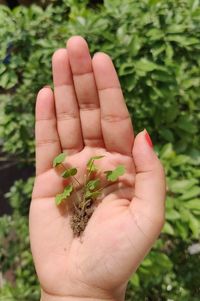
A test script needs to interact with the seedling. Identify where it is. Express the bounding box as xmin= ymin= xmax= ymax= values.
xmin=53 ymin=153 xmax=125 ymax=236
